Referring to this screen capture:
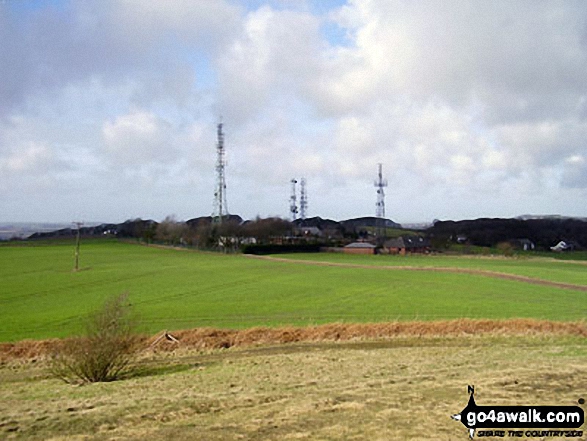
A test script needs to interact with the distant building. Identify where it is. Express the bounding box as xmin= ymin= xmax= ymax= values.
xmin=512 ymin=238 xmax=535 ymax=251
xmin=294 ymin=226 xmax=323 ymax=237
xmin=383 ymin=236 xmax=430 ymax=255
xmin=550 ymin=240 xmax=575 ymax=252
xmin=456 ymin=235 xmax=468 ymax=244
xmin=343 ymin=242 xmax=377 ymax=255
